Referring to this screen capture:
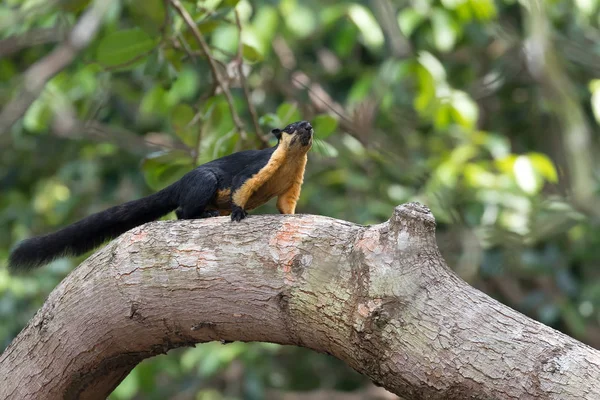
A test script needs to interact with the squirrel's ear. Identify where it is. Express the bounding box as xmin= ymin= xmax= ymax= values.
xmin=271 ymin=128 xmax=282 ymax=140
